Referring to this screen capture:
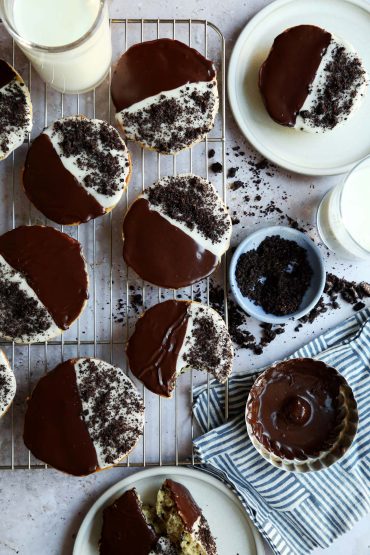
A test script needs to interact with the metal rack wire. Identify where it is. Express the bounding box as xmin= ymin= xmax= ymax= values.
xmin=0 ymin=19 xmax=228 ymax=470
